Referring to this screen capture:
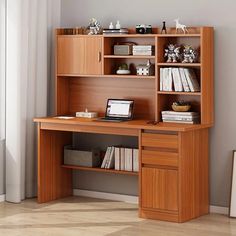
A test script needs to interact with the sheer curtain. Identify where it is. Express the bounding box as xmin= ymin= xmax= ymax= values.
xmin=5 ymin=0 xmax=61 ymax=202
xmin=0 ymin=0 xmax=6 ymax=198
